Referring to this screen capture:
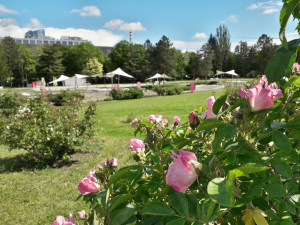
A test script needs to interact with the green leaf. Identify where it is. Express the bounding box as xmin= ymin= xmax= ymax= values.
xmin=212 ymin=94 xmax=227 ymax=115
xmin=265 ymin=39 xmax=300 ymax=83
xmin=279 ymin=215 xmax=294 ymax=225
xmin=196 ymin=119 xmax=223 ymax=131
xmin=282 ymin=119 xmax=300 ymax=131
xmin=271 ymin=158 xmax=293 ymax=178
xmin=142 ymin=201 xmax=176 ymax=216
xmin=207 ymin=178 xmax=234 ymax=207
xmin=212 ymin=124 xmax=236 ymax=152
xmin=168 ymin=188 xmax=189 ymax=216
xmin=229 ymin=164 xmax=269 ymax=178
xmin=162 ymin=143 xmax=175 ymax=152
xmin=264 ymin=183 xmax=286 ymax=198
xmin=272 ymin=131 xmax=292 ymax=152
xmin=107 ymin=165 xmax=138 ymax=187
xmin=110 ymin=204 xmax=136 ymax=225
xmin=166 ymin=218 xmax=186 ymax=225
xmin=108 ymin=194 xmax=133 ymax=213
xmin=279 ymin=0 xmax=300 ymax=48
